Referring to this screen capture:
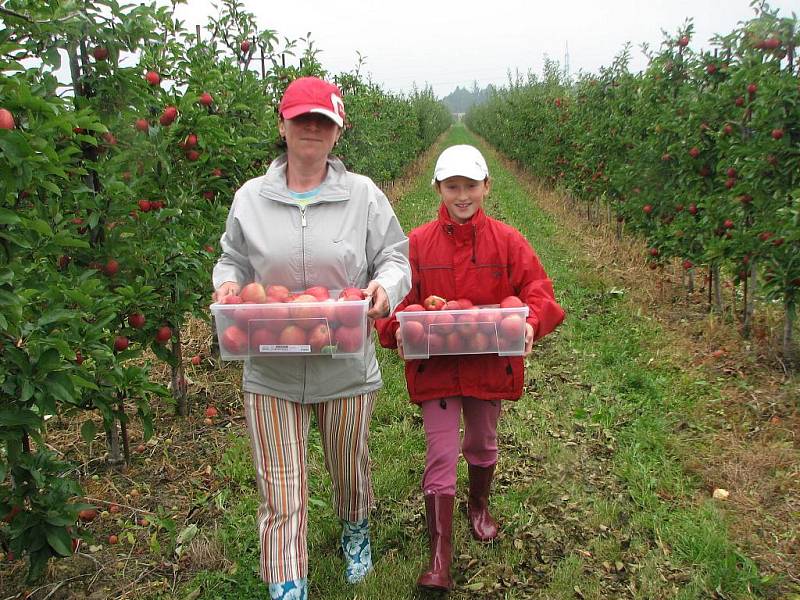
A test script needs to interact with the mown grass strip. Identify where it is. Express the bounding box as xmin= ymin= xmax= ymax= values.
xmin=172 ymin=125 xmax=771 ymax=600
